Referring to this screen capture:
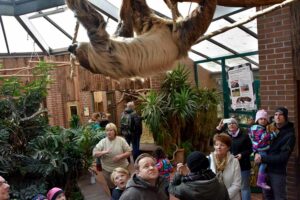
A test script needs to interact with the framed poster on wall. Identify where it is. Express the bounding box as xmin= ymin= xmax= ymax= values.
xmin=227 ymin=63 xmax=256 ymax=111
